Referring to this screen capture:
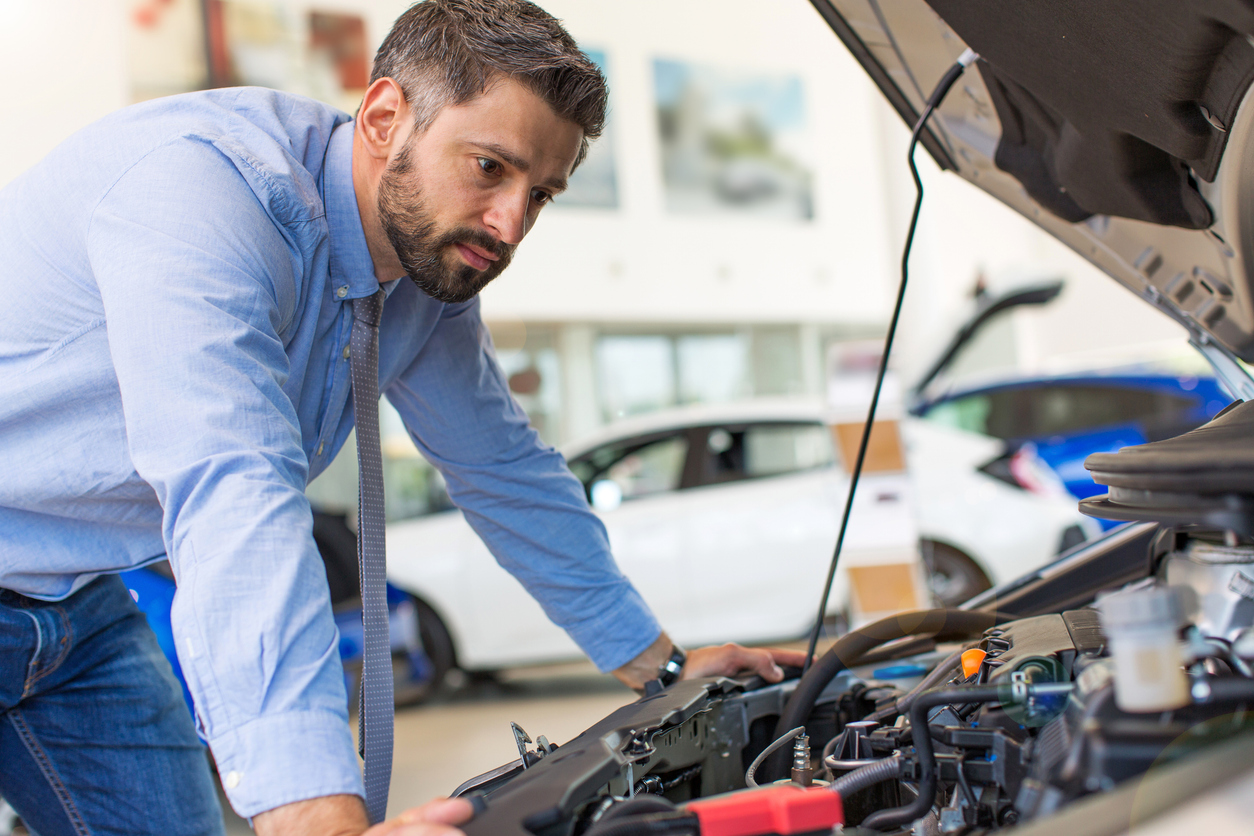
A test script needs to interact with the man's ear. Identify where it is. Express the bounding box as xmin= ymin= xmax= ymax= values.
xmin=356 ymin=77 xmax=410 ymax=161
